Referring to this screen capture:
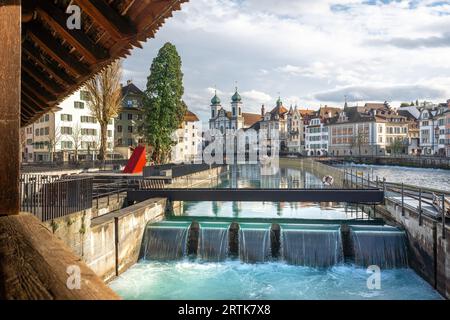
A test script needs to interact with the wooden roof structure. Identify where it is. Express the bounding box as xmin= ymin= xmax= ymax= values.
xmin=21 ymin=0 xmax=187 ymax=127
